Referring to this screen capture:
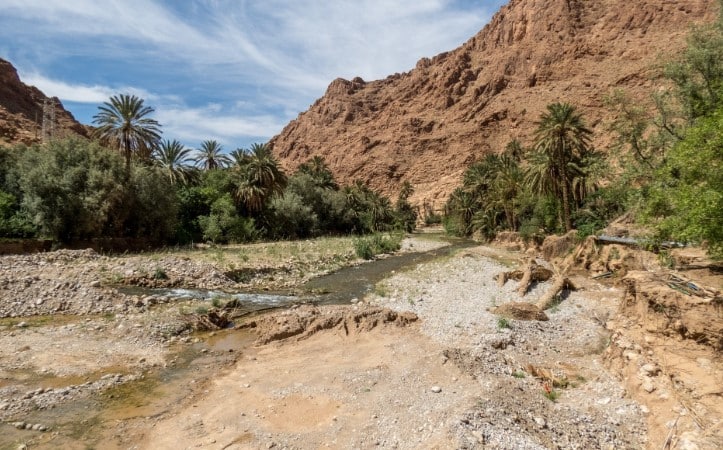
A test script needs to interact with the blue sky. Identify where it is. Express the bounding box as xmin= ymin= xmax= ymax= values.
xmin=0 ymin=0 xmax=506 ymax=151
